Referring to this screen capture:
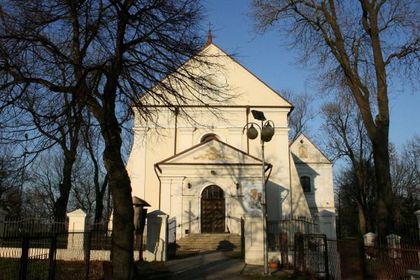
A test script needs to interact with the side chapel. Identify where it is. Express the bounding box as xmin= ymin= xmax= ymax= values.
xmin=126 ymin=38 xmax=336 ymax=262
